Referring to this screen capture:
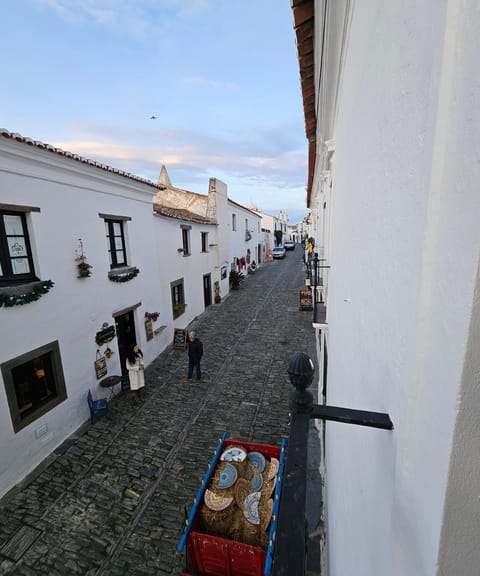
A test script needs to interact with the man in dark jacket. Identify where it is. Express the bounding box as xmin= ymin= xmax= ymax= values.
xmin=185 ymin=331 xmax=203 ymax=382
